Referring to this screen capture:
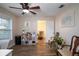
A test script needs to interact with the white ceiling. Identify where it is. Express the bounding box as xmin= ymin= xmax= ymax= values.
xmin=0 ymin=3 xmax=70 ymax=16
